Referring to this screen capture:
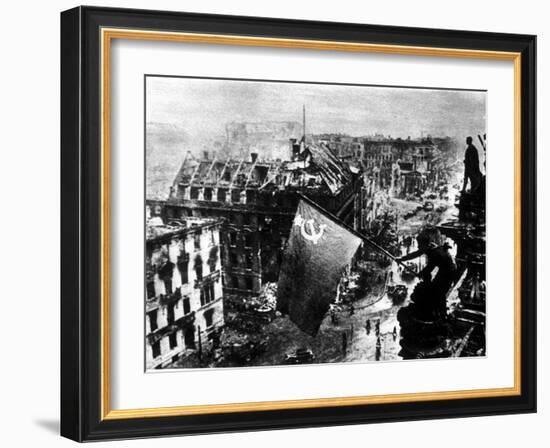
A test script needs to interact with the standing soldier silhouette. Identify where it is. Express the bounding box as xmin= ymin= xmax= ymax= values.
xmin=462 ymin=136 xmax=482 ymax=193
